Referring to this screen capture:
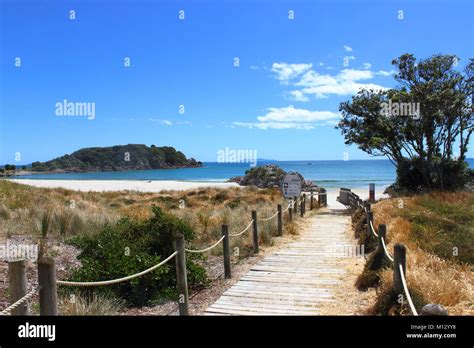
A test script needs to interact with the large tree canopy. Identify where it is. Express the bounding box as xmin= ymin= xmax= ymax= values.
xmin=338 ymin=54 xmax=473 ymax=191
